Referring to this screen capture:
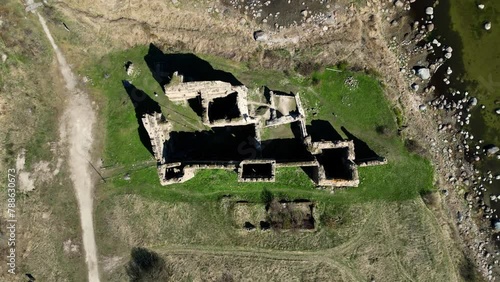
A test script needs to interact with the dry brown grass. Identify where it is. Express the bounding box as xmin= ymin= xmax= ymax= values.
xmin=0 ymin=1 xmax=87 ymax=281
xmin=94 ymin=194 xmax=463 ymax=281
